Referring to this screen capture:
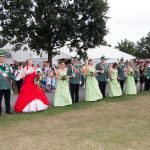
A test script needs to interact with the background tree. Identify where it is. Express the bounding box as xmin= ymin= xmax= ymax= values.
xmin=136 ymin=32 xmax=150 ymax=59
xmin=101 ymin=40 xmax=111 ymax=47
xmin=0 ymin=39 xmax=7 ymax=48
xmin=0 ymin=0 xmax=109 ymax=63
xmin=115 ymin=39 xmax=136 ymax=56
